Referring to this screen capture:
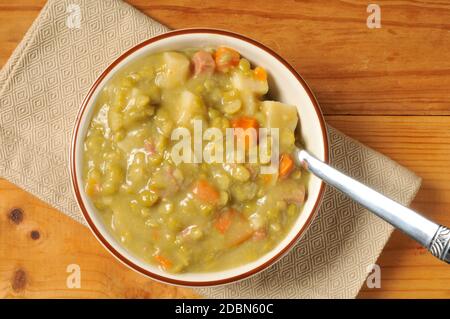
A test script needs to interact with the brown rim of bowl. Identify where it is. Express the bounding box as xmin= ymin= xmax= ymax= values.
xmin=70 ymin=28 xmax=330 ymax=287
